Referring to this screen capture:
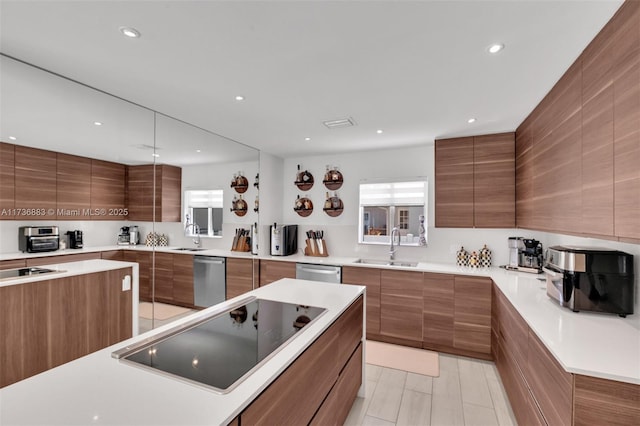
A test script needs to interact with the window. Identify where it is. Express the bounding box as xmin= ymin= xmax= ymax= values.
xmin=184 ymin=189 xmax=224 ymax=238
xmin=358 ymin=179 xmax=427 ymax=246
